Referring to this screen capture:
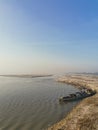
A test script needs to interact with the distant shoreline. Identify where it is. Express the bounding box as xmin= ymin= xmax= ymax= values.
xmin=48 ymin=74 xmax=98 ymax=130
xmin=0 ymin=74 xmax=53 ymax=78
